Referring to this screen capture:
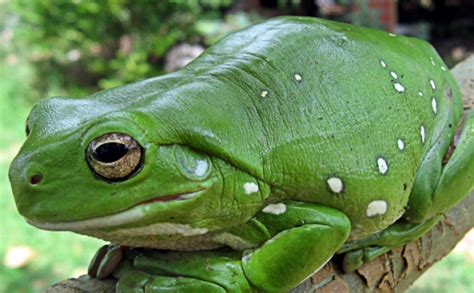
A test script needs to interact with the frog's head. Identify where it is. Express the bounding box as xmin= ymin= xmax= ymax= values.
xmin=9 ymin=87 xmax=269 ymax=246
